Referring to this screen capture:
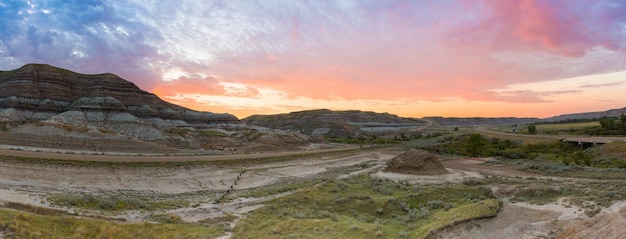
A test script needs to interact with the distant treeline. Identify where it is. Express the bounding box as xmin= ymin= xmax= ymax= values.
xmin=536 ymin=117 xmax=610 ymax=125
xmin=535 ymin=115 xmax=626 ymax=136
